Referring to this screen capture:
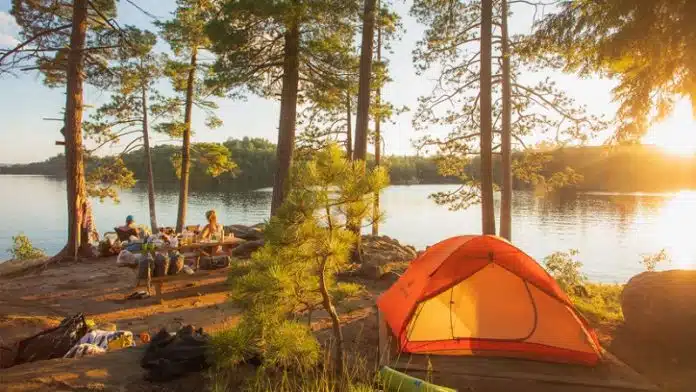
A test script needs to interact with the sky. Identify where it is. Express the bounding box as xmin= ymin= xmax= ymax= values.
xmin=0 ymin=0 xmax=690 ymax=164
